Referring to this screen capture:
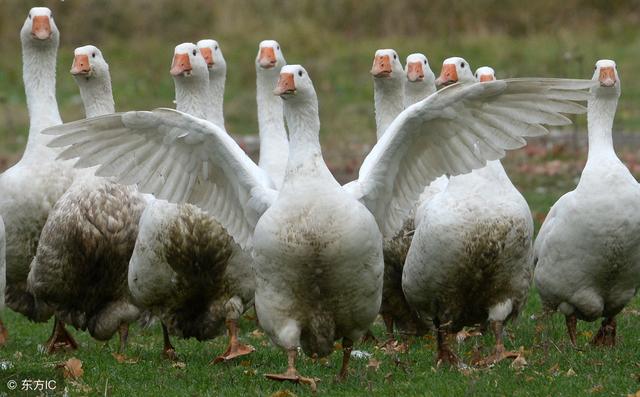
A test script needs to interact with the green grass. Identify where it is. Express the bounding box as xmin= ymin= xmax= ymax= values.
xmin=0 ymin=291 xmax=638 ymax=396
